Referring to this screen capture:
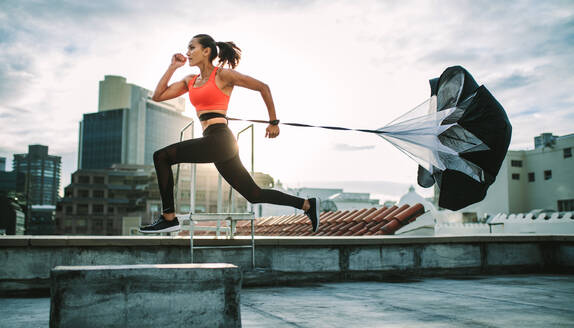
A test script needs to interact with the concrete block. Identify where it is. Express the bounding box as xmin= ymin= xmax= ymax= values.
xmin=349 ymin=246 xmax=414 ymax=271
xmin=270 ymin=247 xmax=339 ymax=272
xmin=50 ymin=263 xmax=241 ymax=328
xmin=486 ymin=243 xmax=542 ymax=266
xmin=420 ymin=244 xmax=481 ymax=268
